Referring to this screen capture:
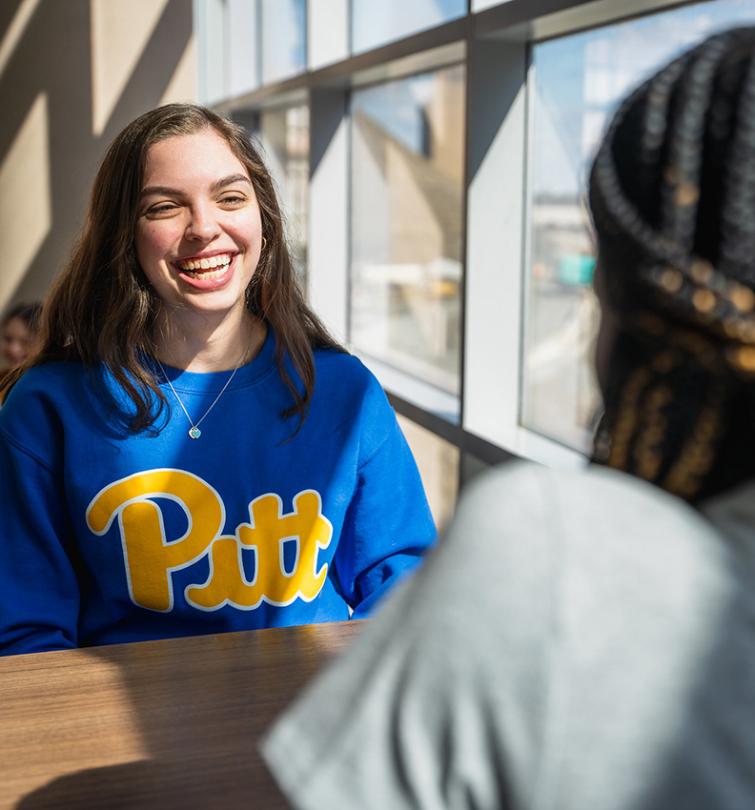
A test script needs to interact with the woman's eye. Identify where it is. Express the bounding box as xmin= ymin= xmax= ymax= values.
xmin=219 ymin=194 xmax=246 ymax=206
xmin=145 ymin=202 xmax=179 ymax=217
